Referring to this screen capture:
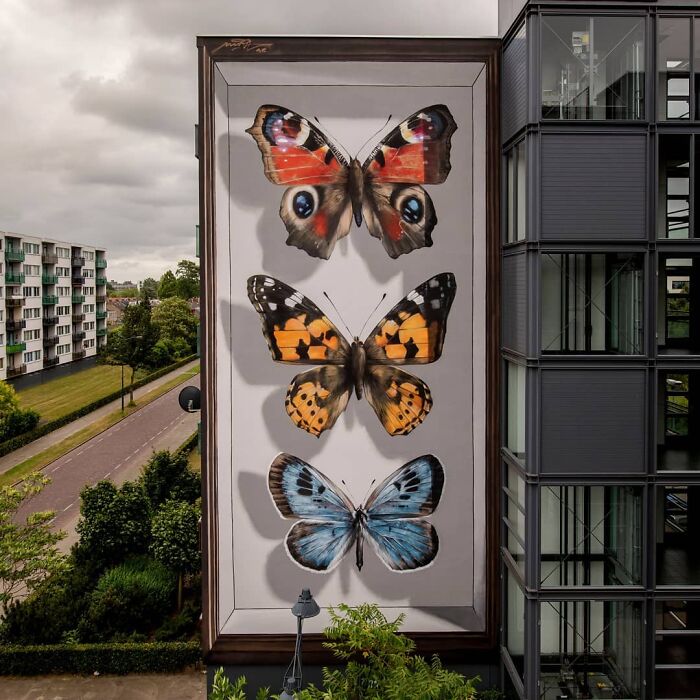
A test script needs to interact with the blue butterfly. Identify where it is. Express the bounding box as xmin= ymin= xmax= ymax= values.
xmin=268 ymin=453 xmax=445 ymax=572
